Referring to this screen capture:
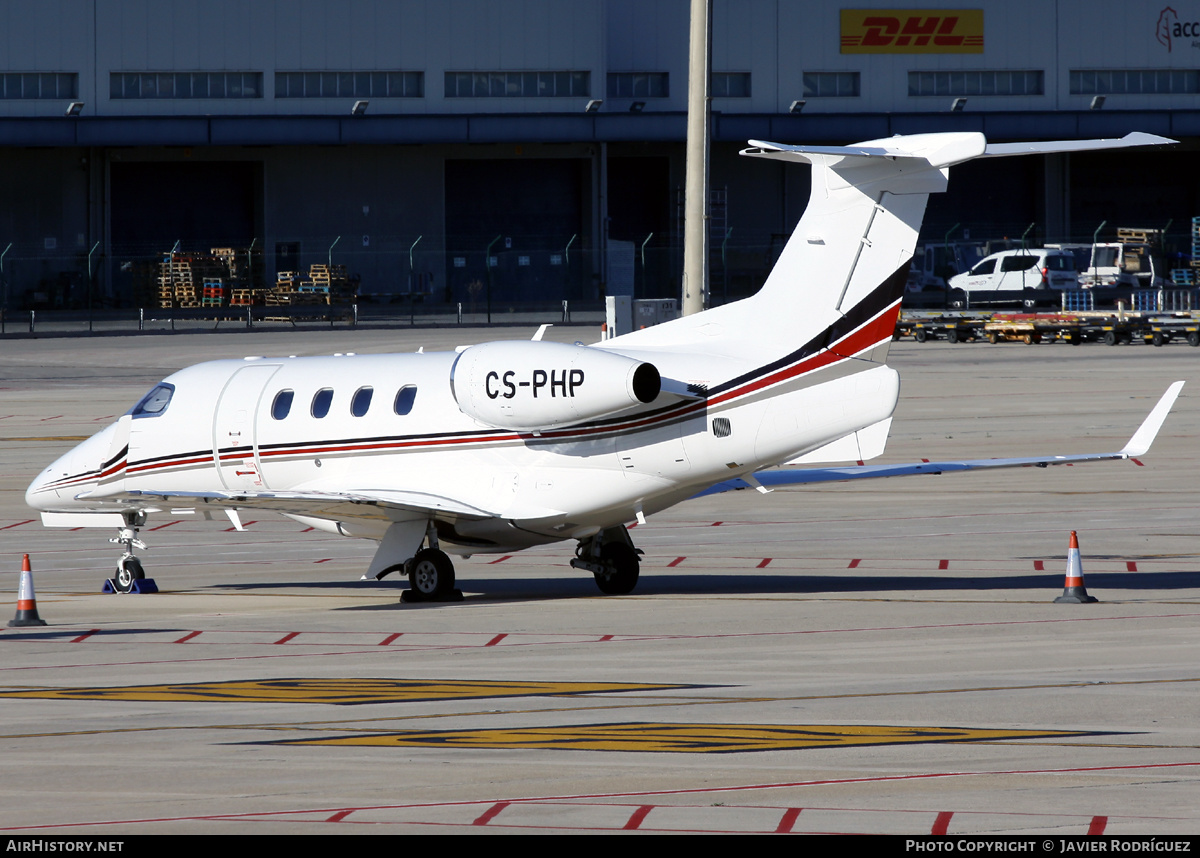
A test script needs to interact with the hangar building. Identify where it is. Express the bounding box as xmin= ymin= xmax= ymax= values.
xmin=0 ymin=0 xmax=1195 ymax=310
